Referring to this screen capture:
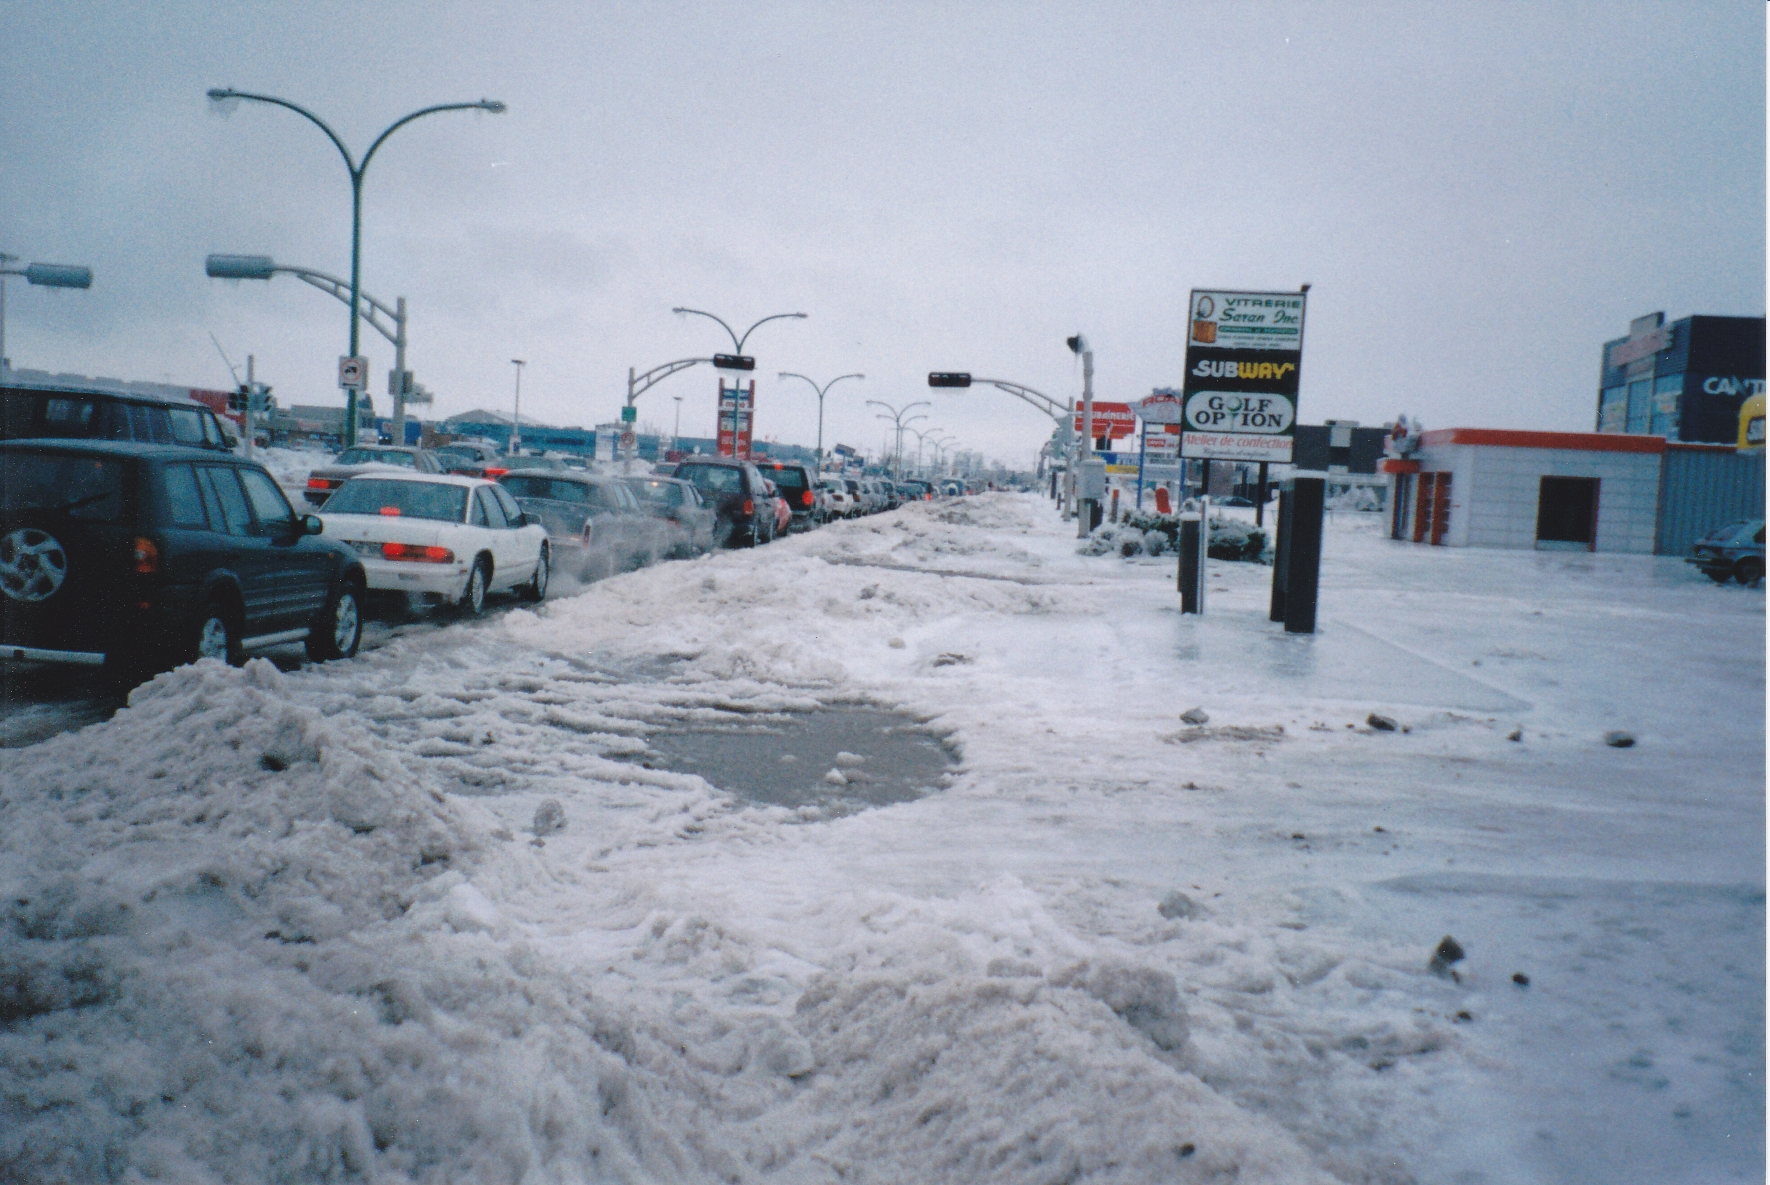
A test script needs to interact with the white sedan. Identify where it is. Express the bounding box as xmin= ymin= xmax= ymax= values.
xmin=317 ymin=473 xmax=550 ymax=614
